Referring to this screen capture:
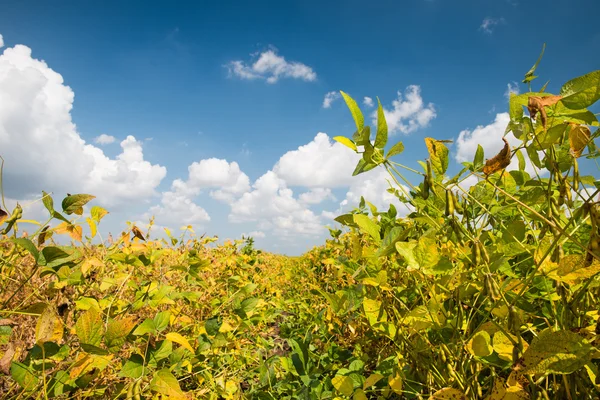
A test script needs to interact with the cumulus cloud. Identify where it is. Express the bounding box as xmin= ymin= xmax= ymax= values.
xmin=145 ymin=158 xmax=250 ymax=228
xmin=228 ymin=171 xmax=323 ymax=237
xmin=243 ymin=230 xmax=266 ymax=238
xmin=377 ymin=85 xmax=436 ymax=134
xmin=363 ymin=97 xmax=374 ymax=107
xmin=480 ymin=17 xmax=505 ymax=34
xmin=0 ymin=34 xmax=4 ymax=48
xmin=0 ymin=43 xmax=166 ymax=205
xmin=273 ymin=133 xmax=360 ymax=187
xmin=226 ymin=49 xmax=316 ymax=84
xmin=94 ymin=134 xmax=116 ymax=145
xmin=299 ymin=188 xmax=335 ymax=205
xmin=322 ymin=91 xmax=340 ymax=108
